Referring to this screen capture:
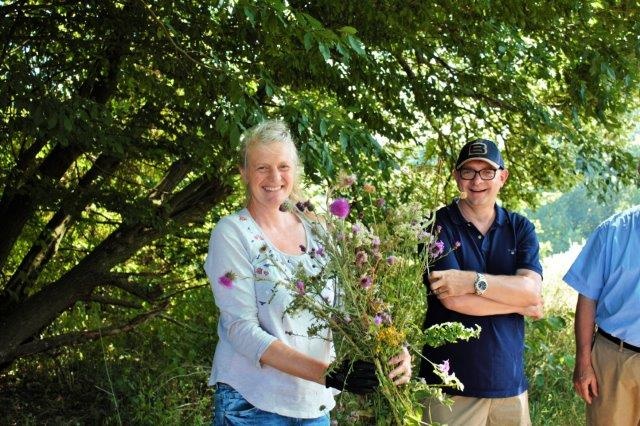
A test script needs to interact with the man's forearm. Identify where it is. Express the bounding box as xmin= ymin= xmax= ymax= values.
xmin=481 ymin=270 xmax=542 ymax=307
xmin=575 ymin=295 xmax=597 ymax=364
xmin=441 ymin=294 xmax=542 ymax=318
